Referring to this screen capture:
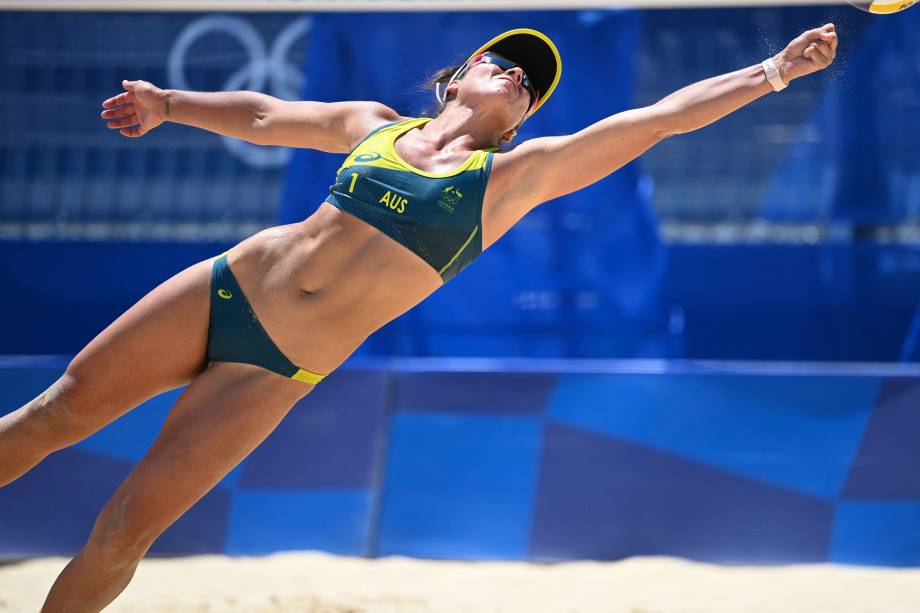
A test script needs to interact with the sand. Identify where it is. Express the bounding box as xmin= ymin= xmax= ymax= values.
xmin=1 ymin=552 xmax=919 ymax=613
